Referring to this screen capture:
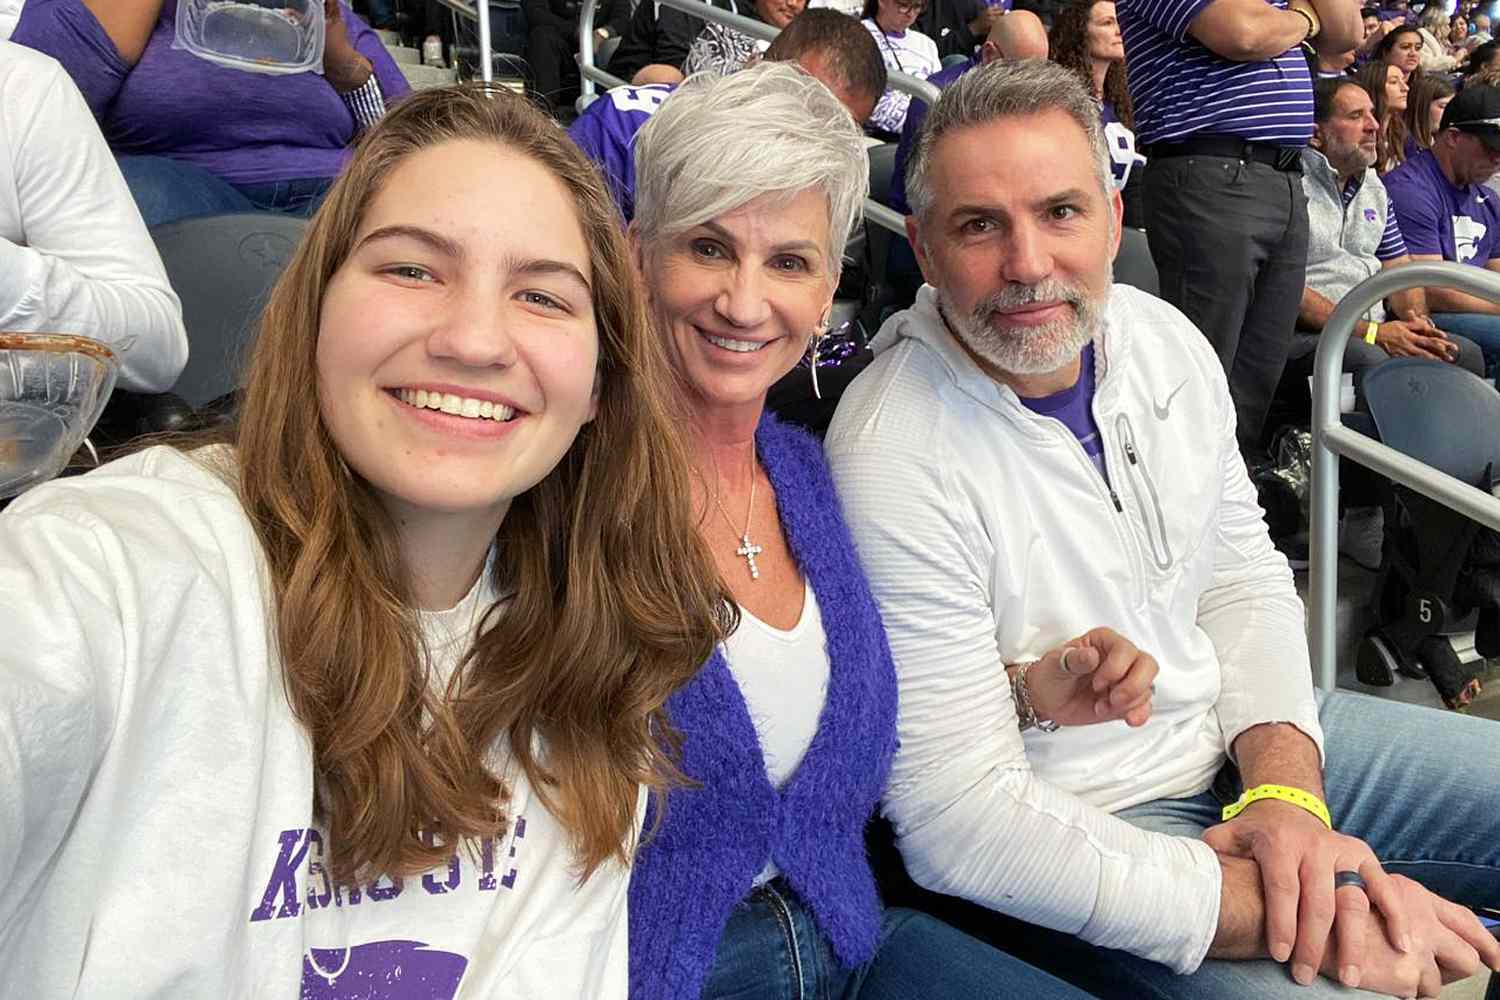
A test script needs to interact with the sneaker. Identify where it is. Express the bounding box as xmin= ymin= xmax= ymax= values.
xmin=1339 ymin=505 xmax=1384 ymax=571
